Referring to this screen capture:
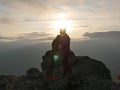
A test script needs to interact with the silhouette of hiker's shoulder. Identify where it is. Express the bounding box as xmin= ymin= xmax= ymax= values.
xmin=53 ymin=35 xmax=61 ymax=43
xmin=52 ymin=35 xmax=61 ymax=52
xmin=65 ymin=33 xmax=70 ymax=38
xmin=56 ymin=35 xmax=61 ymax=38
